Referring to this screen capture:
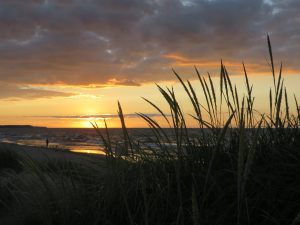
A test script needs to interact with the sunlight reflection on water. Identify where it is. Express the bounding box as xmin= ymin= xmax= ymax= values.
xmin=70 ymin=149 xmax=106 ymax=155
